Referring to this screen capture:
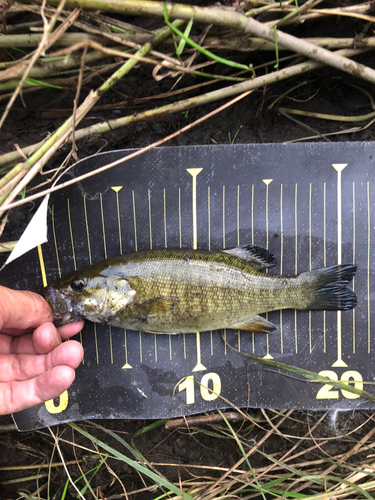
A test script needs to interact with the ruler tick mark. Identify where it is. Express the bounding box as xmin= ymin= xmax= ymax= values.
xmin=332 ymin=163 xmax=348 ymax=368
